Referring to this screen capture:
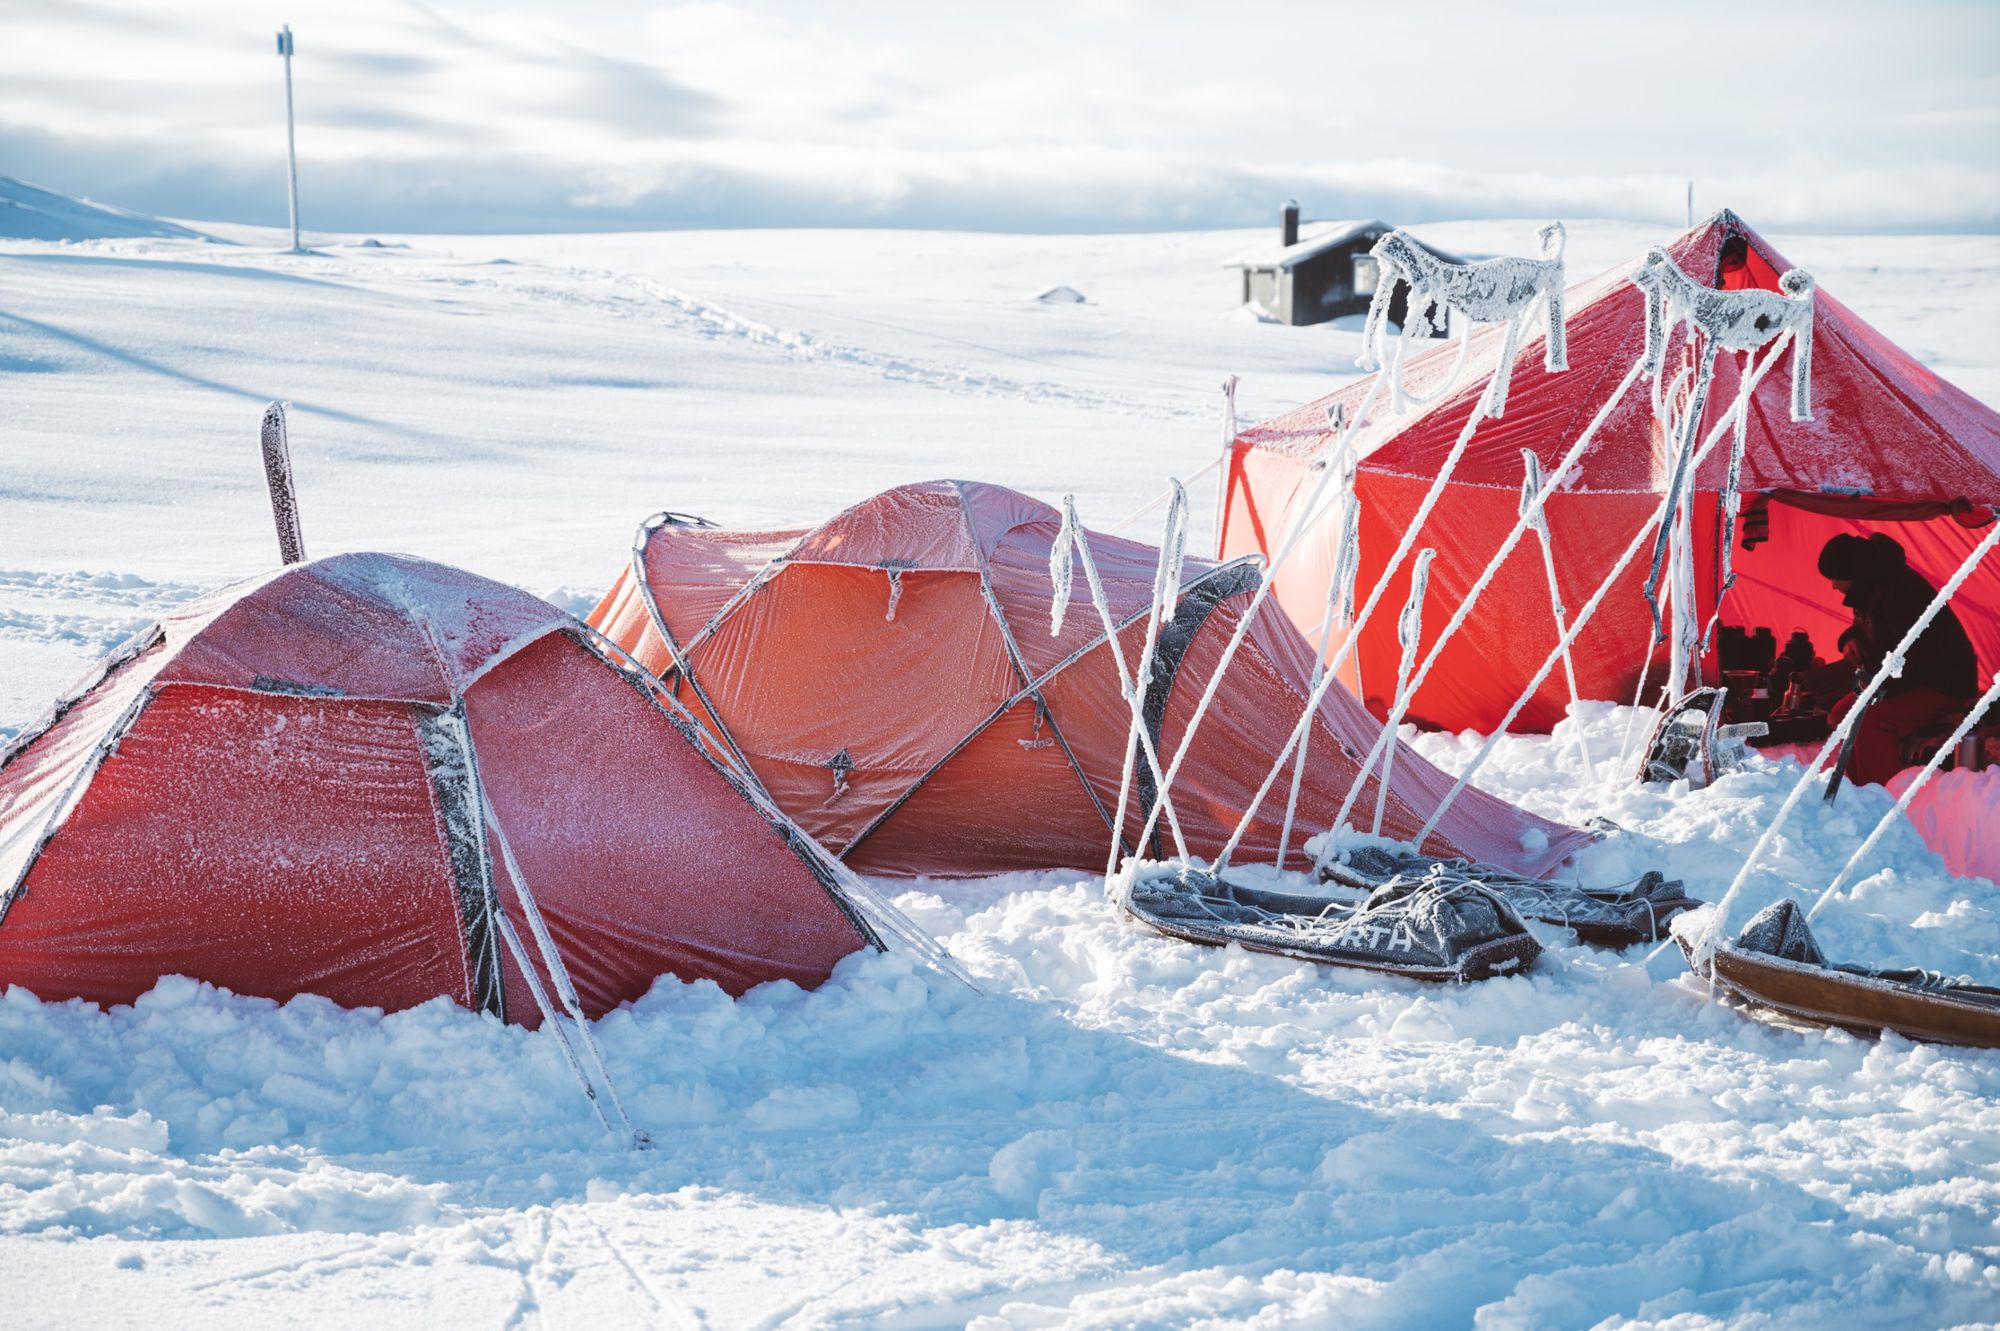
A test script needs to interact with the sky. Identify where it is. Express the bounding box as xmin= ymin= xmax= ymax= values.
xmin=4 ymin=0 xmax=1998 ymax=235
